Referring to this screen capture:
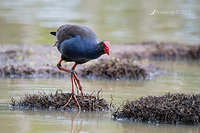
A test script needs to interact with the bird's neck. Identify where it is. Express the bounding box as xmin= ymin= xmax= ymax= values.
xmin=83 ymin=41 xmax=104 ymax=59
xmin=96 ymin=42 xmax=105 ymax=55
